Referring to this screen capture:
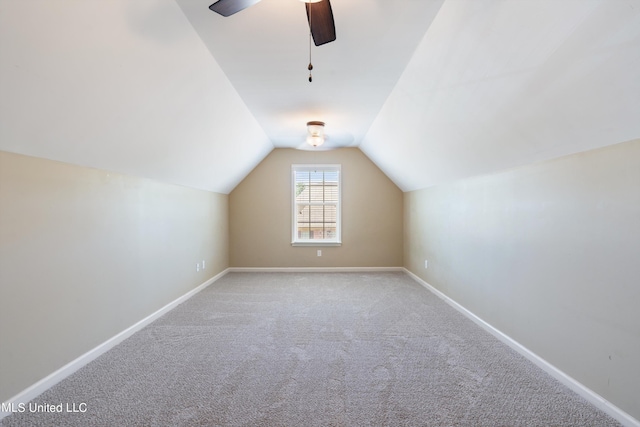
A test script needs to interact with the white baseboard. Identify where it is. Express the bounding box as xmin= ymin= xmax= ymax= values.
xmin=0 ymin=268 xmax=230 ymax=420
xmin=229 ymin=266 xmax=404 ymax=273
xmin=403 ymin=268 xmax=640 ymax=427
